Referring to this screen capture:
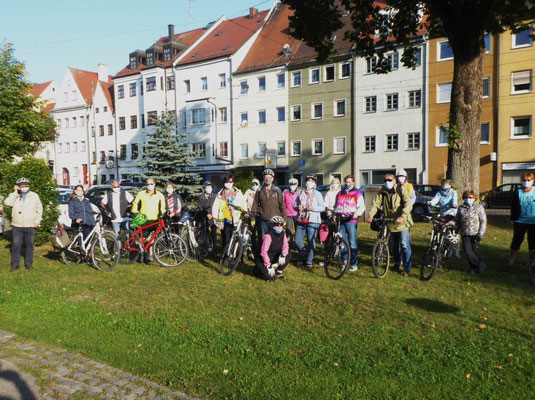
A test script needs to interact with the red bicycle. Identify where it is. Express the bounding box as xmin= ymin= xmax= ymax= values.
xmin=119 ymin=217 xmax=188 ymax=267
